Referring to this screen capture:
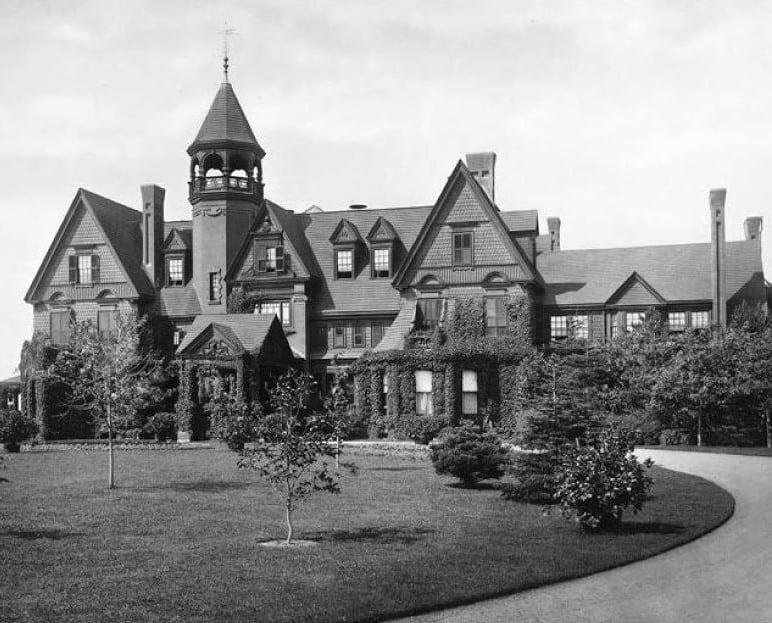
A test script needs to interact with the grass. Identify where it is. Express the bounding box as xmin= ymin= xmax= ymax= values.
xmin=1 ymin=447 xmax=733 ymax=623
xmin=640 ymin=445 xmax=772 ymax=457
